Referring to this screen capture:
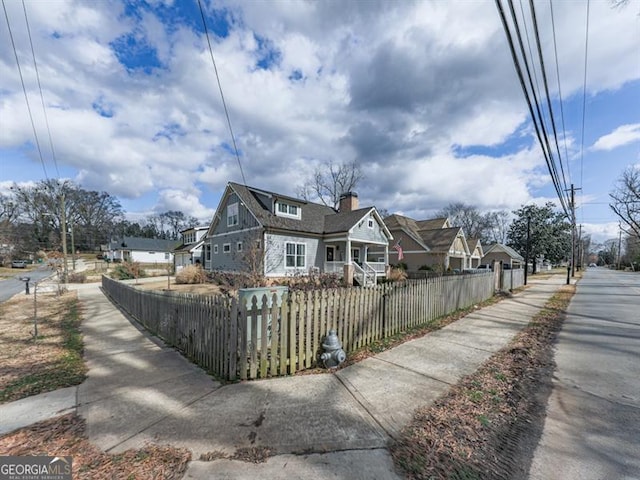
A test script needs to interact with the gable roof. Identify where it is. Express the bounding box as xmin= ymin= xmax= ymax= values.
xmin=229 ymin=182 xmax=335 ymax=234
xmin=383 ymin=214 xmax=429 ymax=250
xmin=211 ymin=182 xmax=390 ymax=238
xmin=416 ymin=217 xmax=449 ymax=230
xmin=467 ymin=237 xmax=483 ymax=254
xmin=110 ymin=236 xmax=180 ymax=252
xmin=483 ymin=243 xmax=524 ymax=261
xmin=418 ymin=227 xmax=467 ymax=253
